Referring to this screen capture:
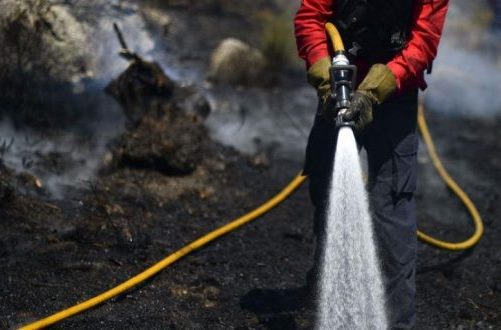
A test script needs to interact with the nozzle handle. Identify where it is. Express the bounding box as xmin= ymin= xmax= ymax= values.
xmin=330 ymin=64 xmax=357 ymax=112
